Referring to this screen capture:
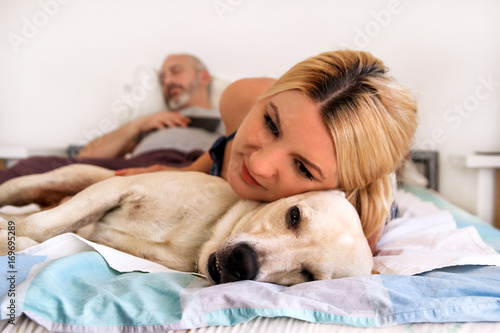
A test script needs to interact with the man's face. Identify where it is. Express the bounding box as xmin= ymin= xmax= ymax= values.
xmin=159 ymin=55 xmax=202 ymax=110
